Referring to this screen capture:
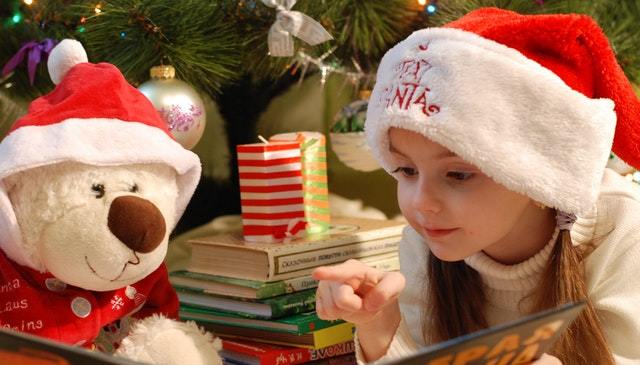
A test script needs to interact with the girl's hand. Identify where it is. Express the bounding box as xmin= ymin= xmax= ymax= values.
xmin=531 ymin=354 xmax=562 ymax=365
xmin=311 ymin=259 xmax=406 ymax=325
